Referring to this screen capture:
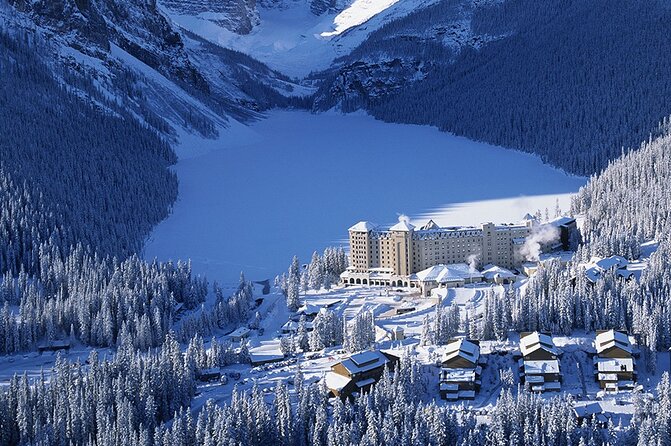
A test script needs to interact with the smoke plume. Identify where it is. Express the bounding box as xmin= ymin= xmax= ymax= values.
xmin=466 ymin=253 xmax=480 ymax=272
xmin=519 ymin=224 xmax=560 ymax=262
